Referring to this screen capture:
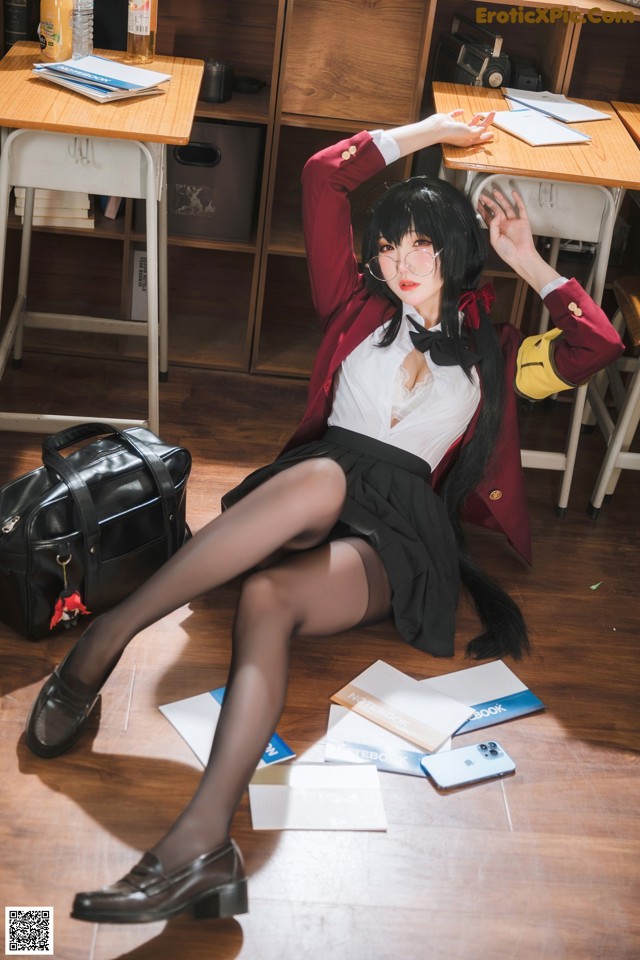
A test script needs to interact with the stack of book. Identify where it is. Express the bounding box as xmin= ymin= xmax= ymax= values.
xmin=32 ymin=55 xmax=172 ymax=103
xmin=14 ymin=188 xmax=95 ymax=230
